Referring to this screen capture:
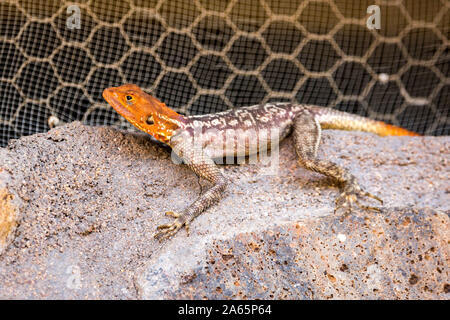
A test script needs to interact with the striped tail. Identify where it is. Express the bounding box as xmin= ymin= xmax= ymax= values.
xmin=311 ymin=107 xmax=420 ymax=137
